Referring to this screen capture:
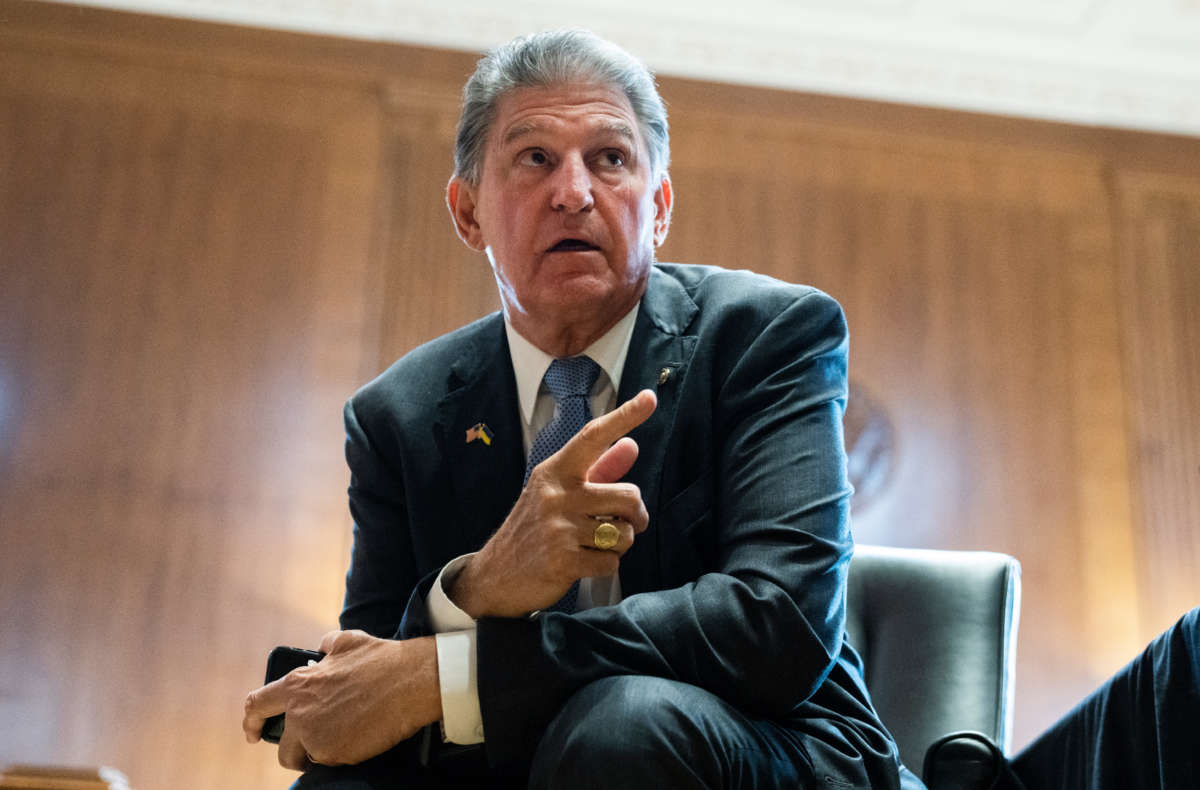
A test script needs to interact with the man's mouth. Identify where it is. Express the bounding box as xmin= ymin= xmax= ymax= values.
xmin=548 ymin=239 xmax=599 ymax=253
